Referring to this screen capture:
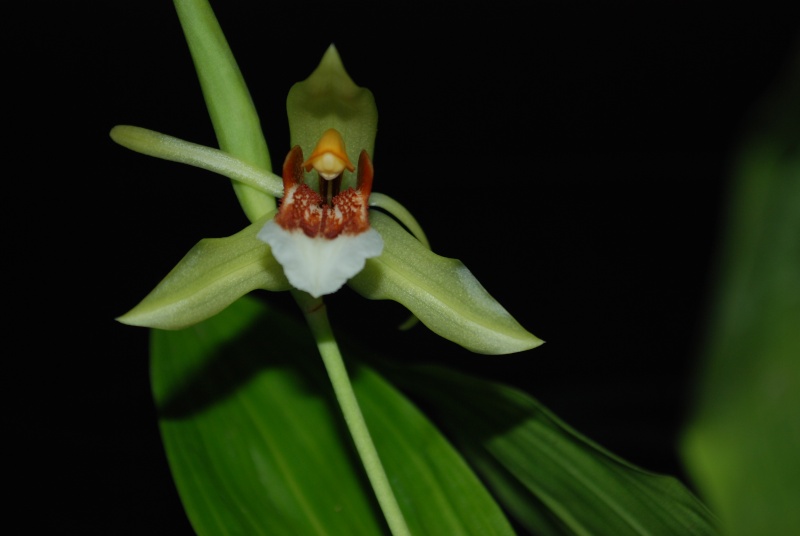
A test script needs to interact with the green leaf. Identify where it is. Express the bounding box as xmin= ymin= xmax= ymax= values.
xmin=174 ymin=0 xmax=275 ymax=220
xmin=151 ymin=295 xmax=519 ymax=535
xmin=151 ymin=296 xmax=384 ymax=535
xmin=349 ymin=210 xmax=544 ymax=355
xmin=680 ymin=48 xmax=800 ymax=536
xmin=382 ymin=363 xmax=719 ymax=536
xmin=117 ymin=215 xmax=291 ymax=330
xmin=352 ymin=365 xmax=517 ymax=536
